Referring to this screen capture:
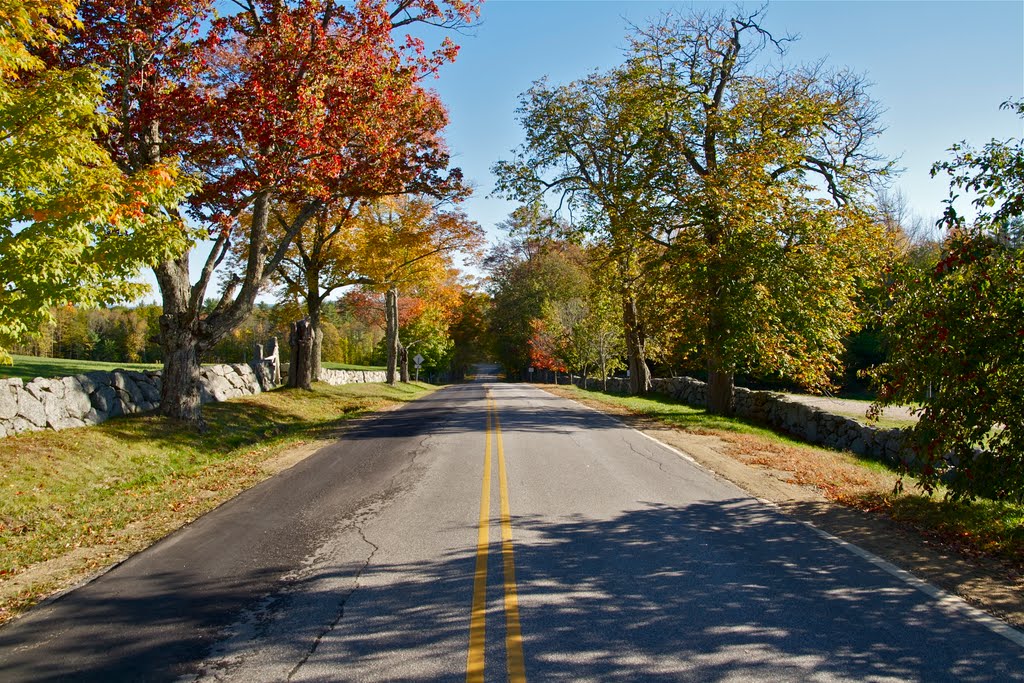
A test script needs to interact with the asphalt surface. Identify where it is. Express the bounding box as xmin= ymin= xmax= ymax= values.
xmin=1 ymin=369 xmax=1022 ymax=681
